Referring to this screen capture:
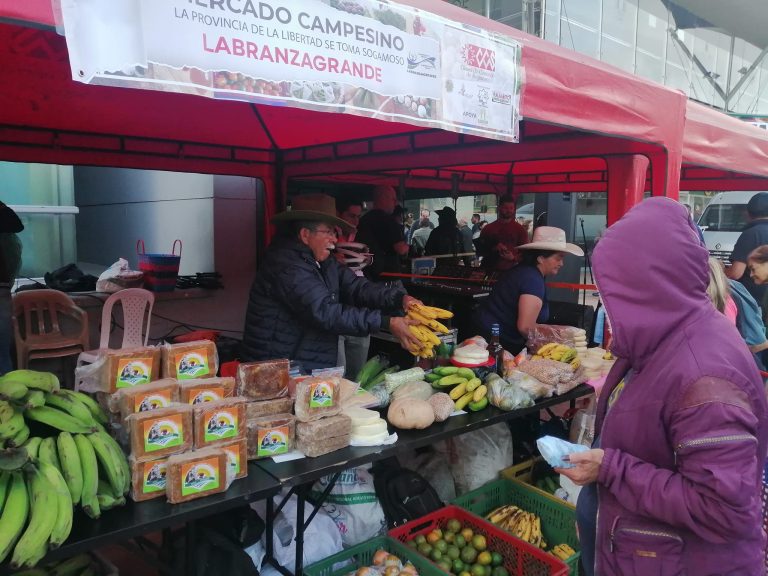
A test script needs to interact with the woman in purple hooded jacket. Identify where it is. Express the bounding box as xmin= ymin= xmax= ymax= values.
xmin=558 ymin=198 xmax=768 ymax=575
